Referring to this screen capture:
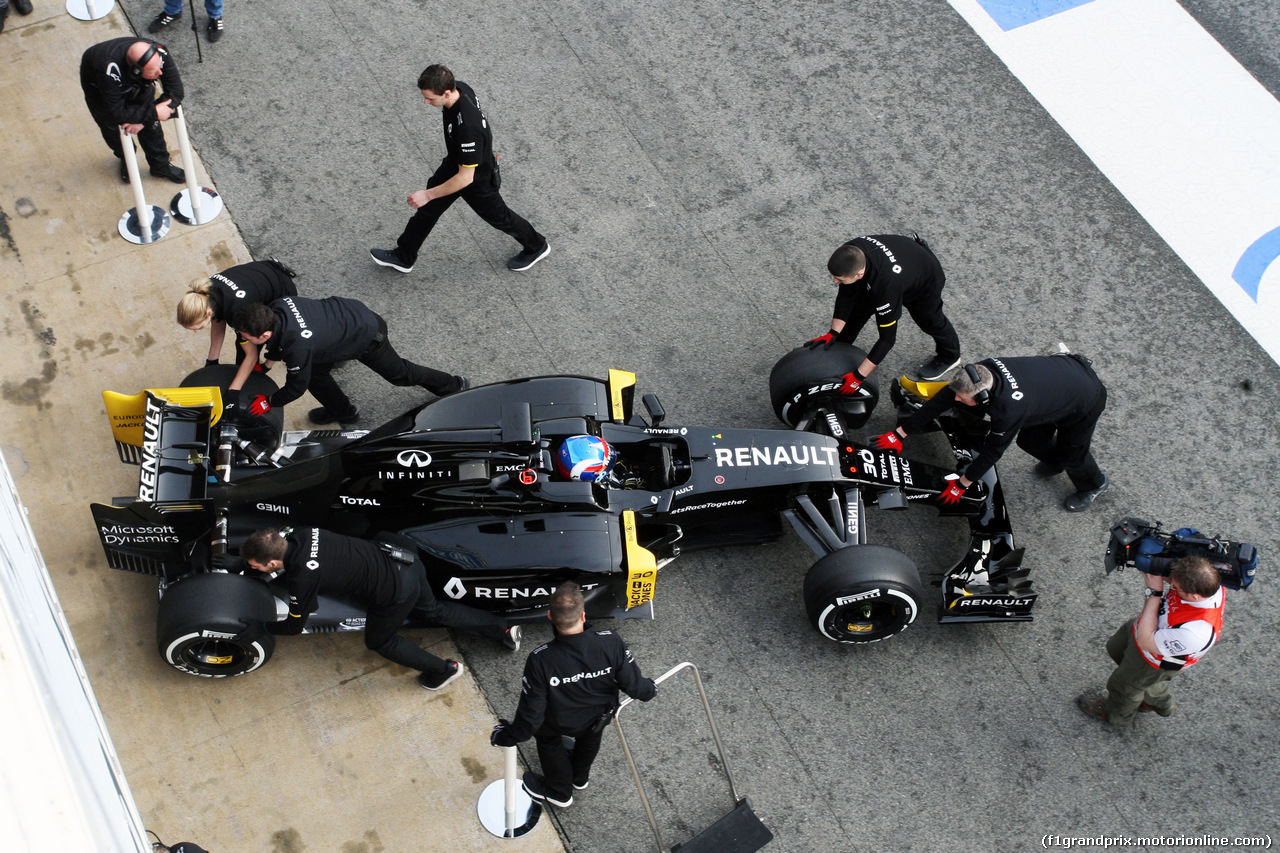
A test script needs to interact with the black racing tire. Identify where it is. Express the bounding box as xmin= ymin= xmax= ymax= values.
xmin=803 ymin=545 xmax=924 ymax=643
xmin=182 ymin=363 xmax=284 ymax=447
xmin=156 ymin=572 xmax=278 ymax=677
xmin=769 ymin=343 xmax=880 ymax=430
